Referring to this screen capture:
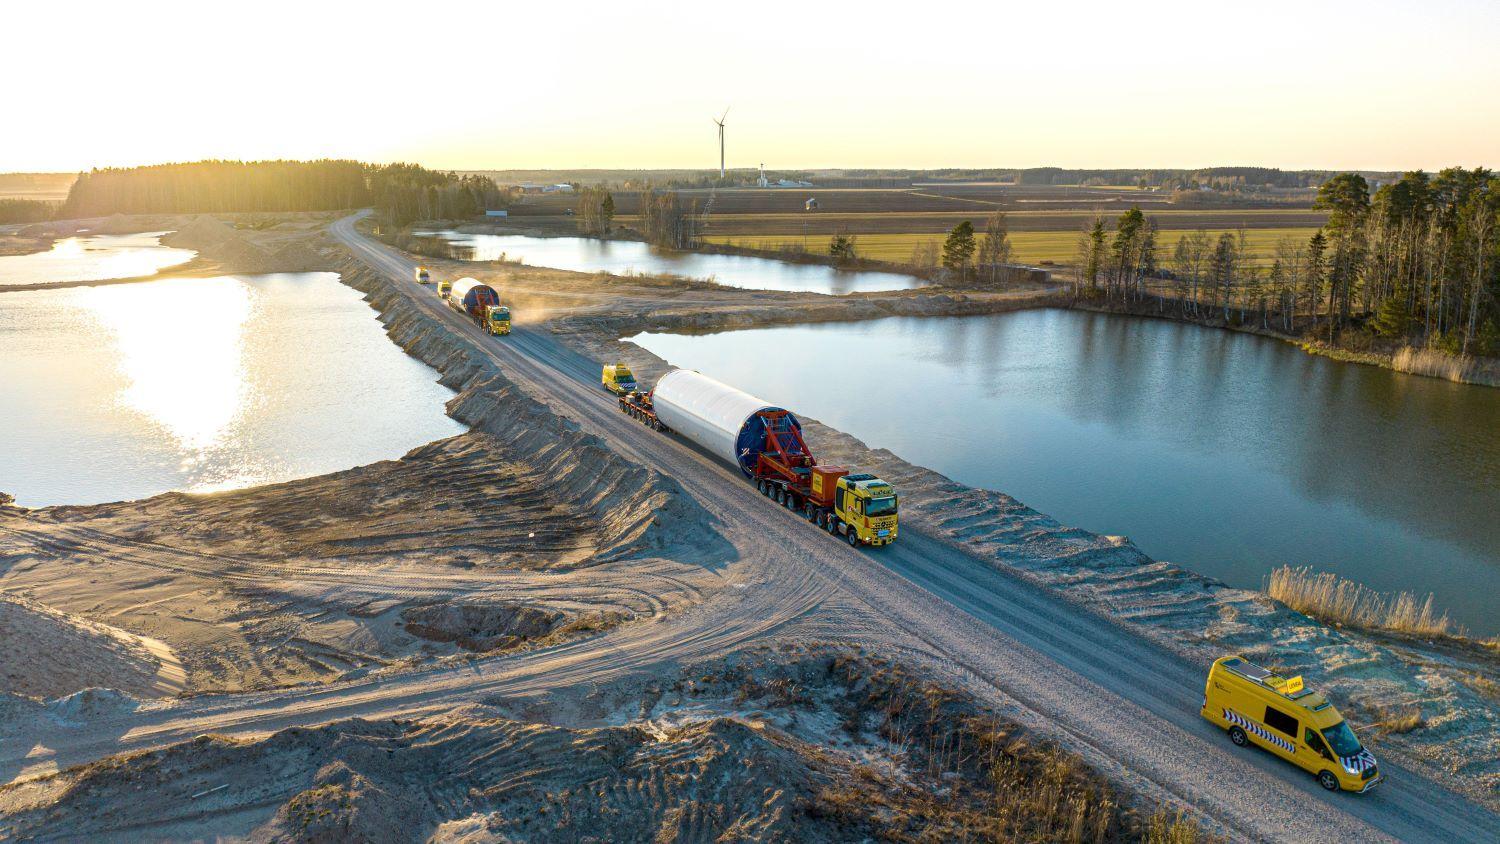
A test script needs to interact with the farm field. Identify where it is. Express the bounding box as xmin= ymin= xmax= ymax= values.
xmin=690 ymin=208 xmax=1328 ymax=236
xmin=706 ymin=226 xmax=1324 ymax=267
xmin=507 ymin=183 xmax=1317 ymax=217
